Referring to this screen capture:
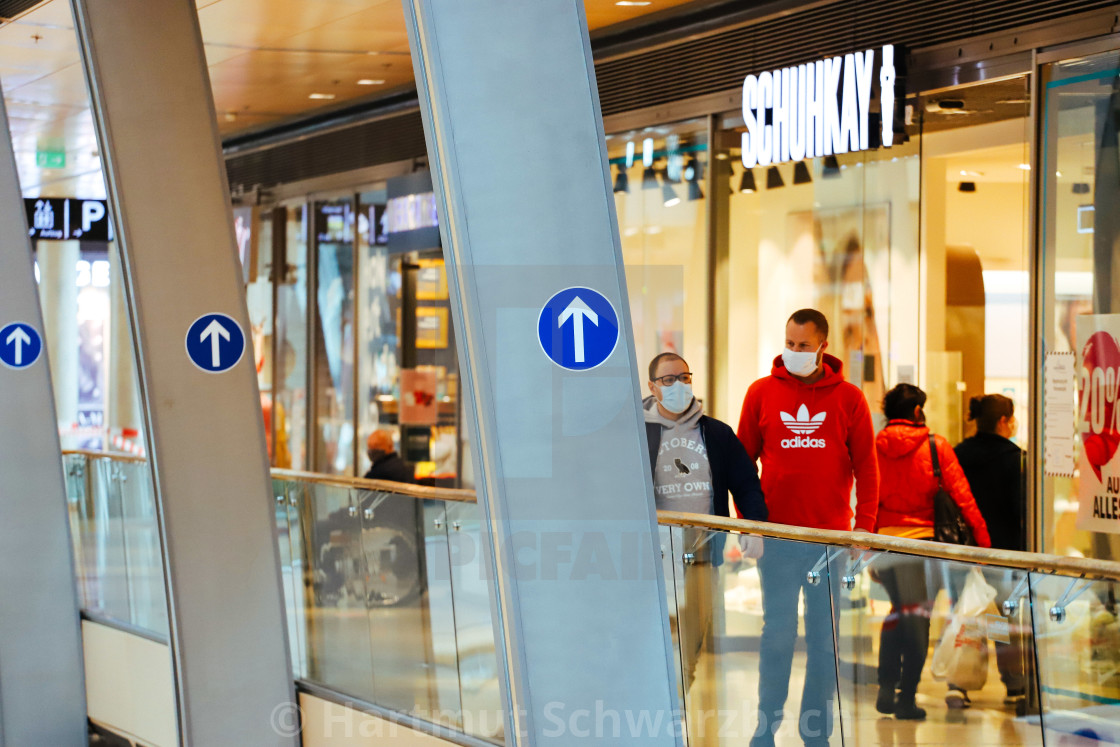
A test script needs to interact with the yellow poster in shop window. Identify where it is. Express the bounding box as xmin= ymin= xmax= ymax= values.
xmin=1075 ymin=314 xmax=1120 ymax=534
